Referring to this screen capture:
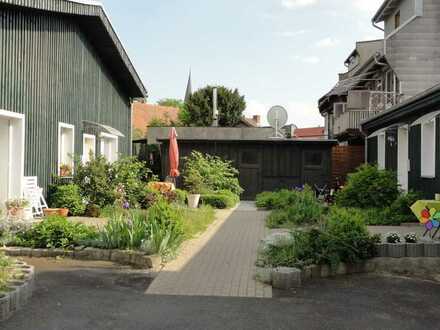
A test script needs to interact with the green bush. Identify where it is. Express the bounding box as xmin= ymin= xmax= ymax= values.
xmin=100 ymin=211 xmax=150 ymax=250
xmin=183 ymin=151 xmax=243 ymax=196
xmin=110 ymin=157 xmax=156 ymax=208
xmin=388 ymin=191 xmax=421 ymax=224
xmin=74 ymin=156 xmax=114 ymax=208
xmin=12 ymin=216 xmax=97 ymax=249
xmin=260 ymin=208 xmax=379 ymax=270
xmin=49 ymin=184 xmax=86 ymax=216
xmin=265 ymin=187 xmax=323 ymax=228
xmin=174 ymin=189 xmax=188 ymax=205
xmin=255 ymin=191 xmax=277 ymax=209
xmin=336 ymin=164 xmax=399 ymax=209
xmin=201 ymin=190 xmax=239 ymax=209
